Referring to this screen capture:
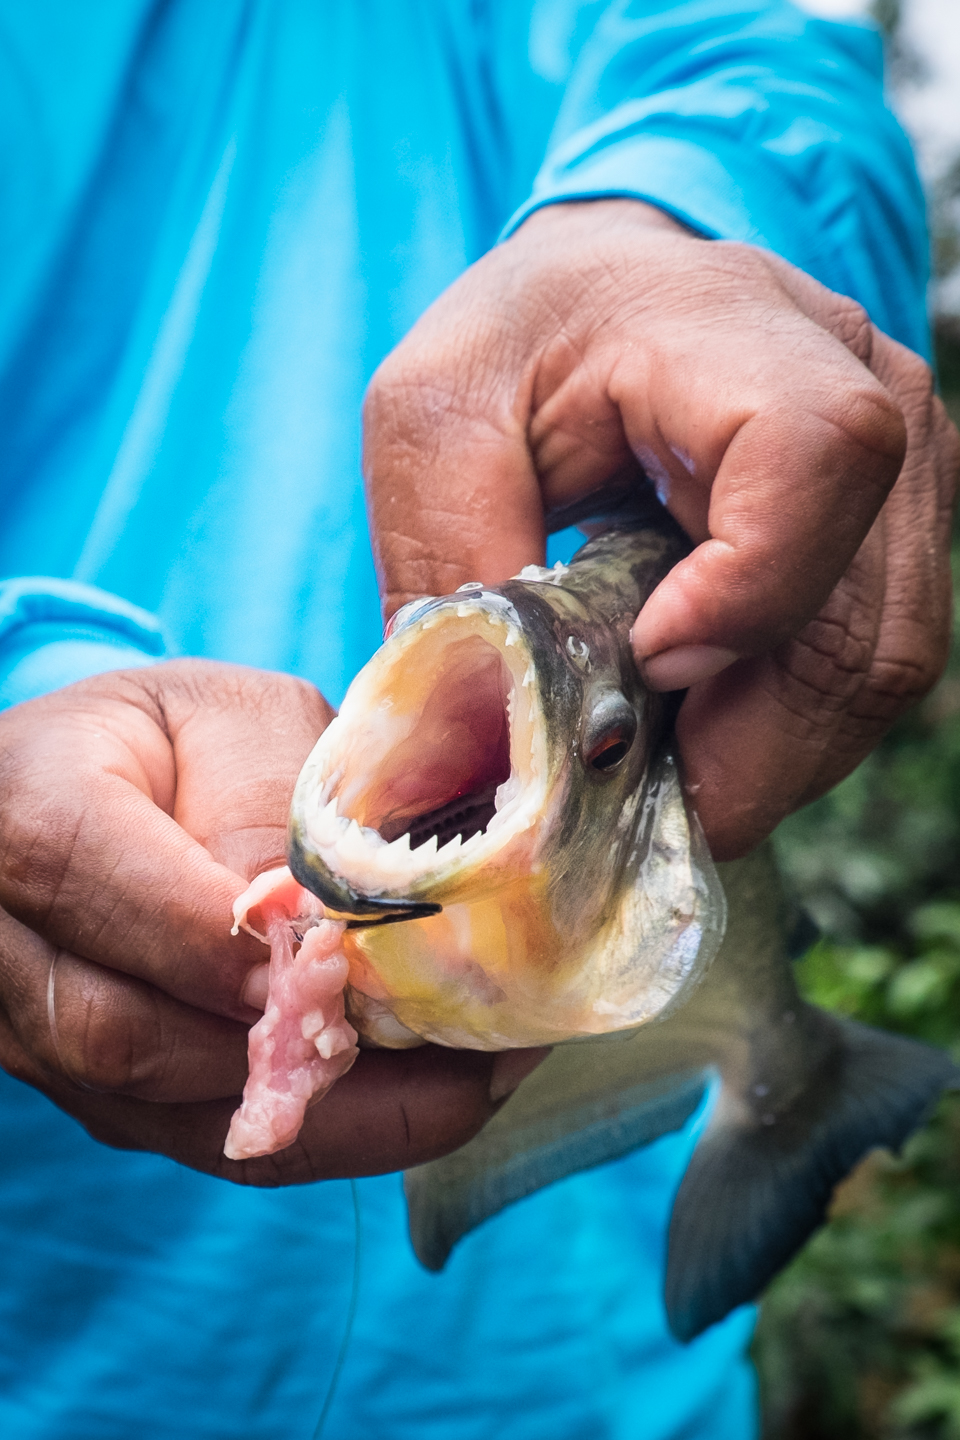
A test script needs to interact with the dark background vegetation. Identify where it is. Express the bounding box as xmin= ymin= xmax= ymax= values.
xmin=752 ymin=324 xmax=960 ymax=1436
xmin=751 ymin=8 xmax=960 ymax=1429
